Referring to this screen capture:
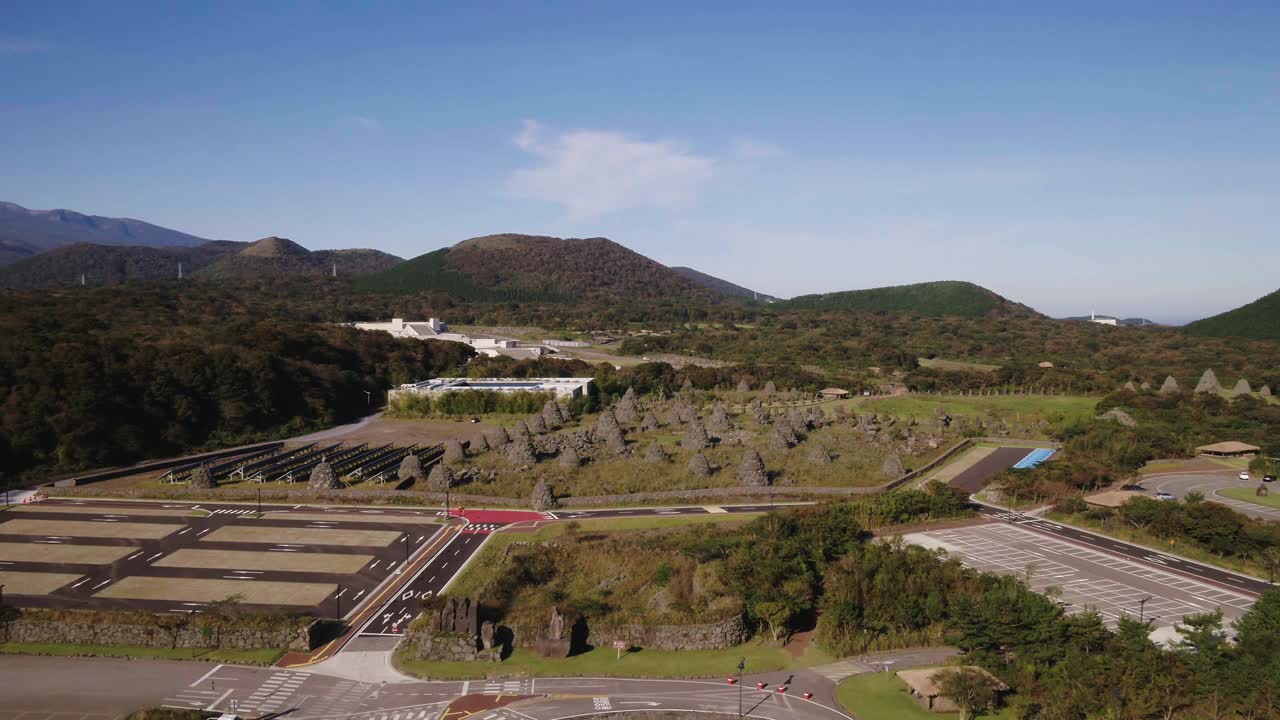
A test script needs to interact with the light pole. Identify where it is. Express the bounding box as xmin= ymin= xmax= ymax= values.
xmin=336 ymin=585 xmax=342 ymax=619
xmin=364 ymin=390 xmax=371 ymax=408
xmin=737 ymin=657 xmax=745 ymax=718
xmin=1138 ymin=596 xmax=1151 ymax=623
xmin=257 ymin=488 xmax=262 ymax=516
xmin=444 ymin=488 xmax=450 ymax=520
